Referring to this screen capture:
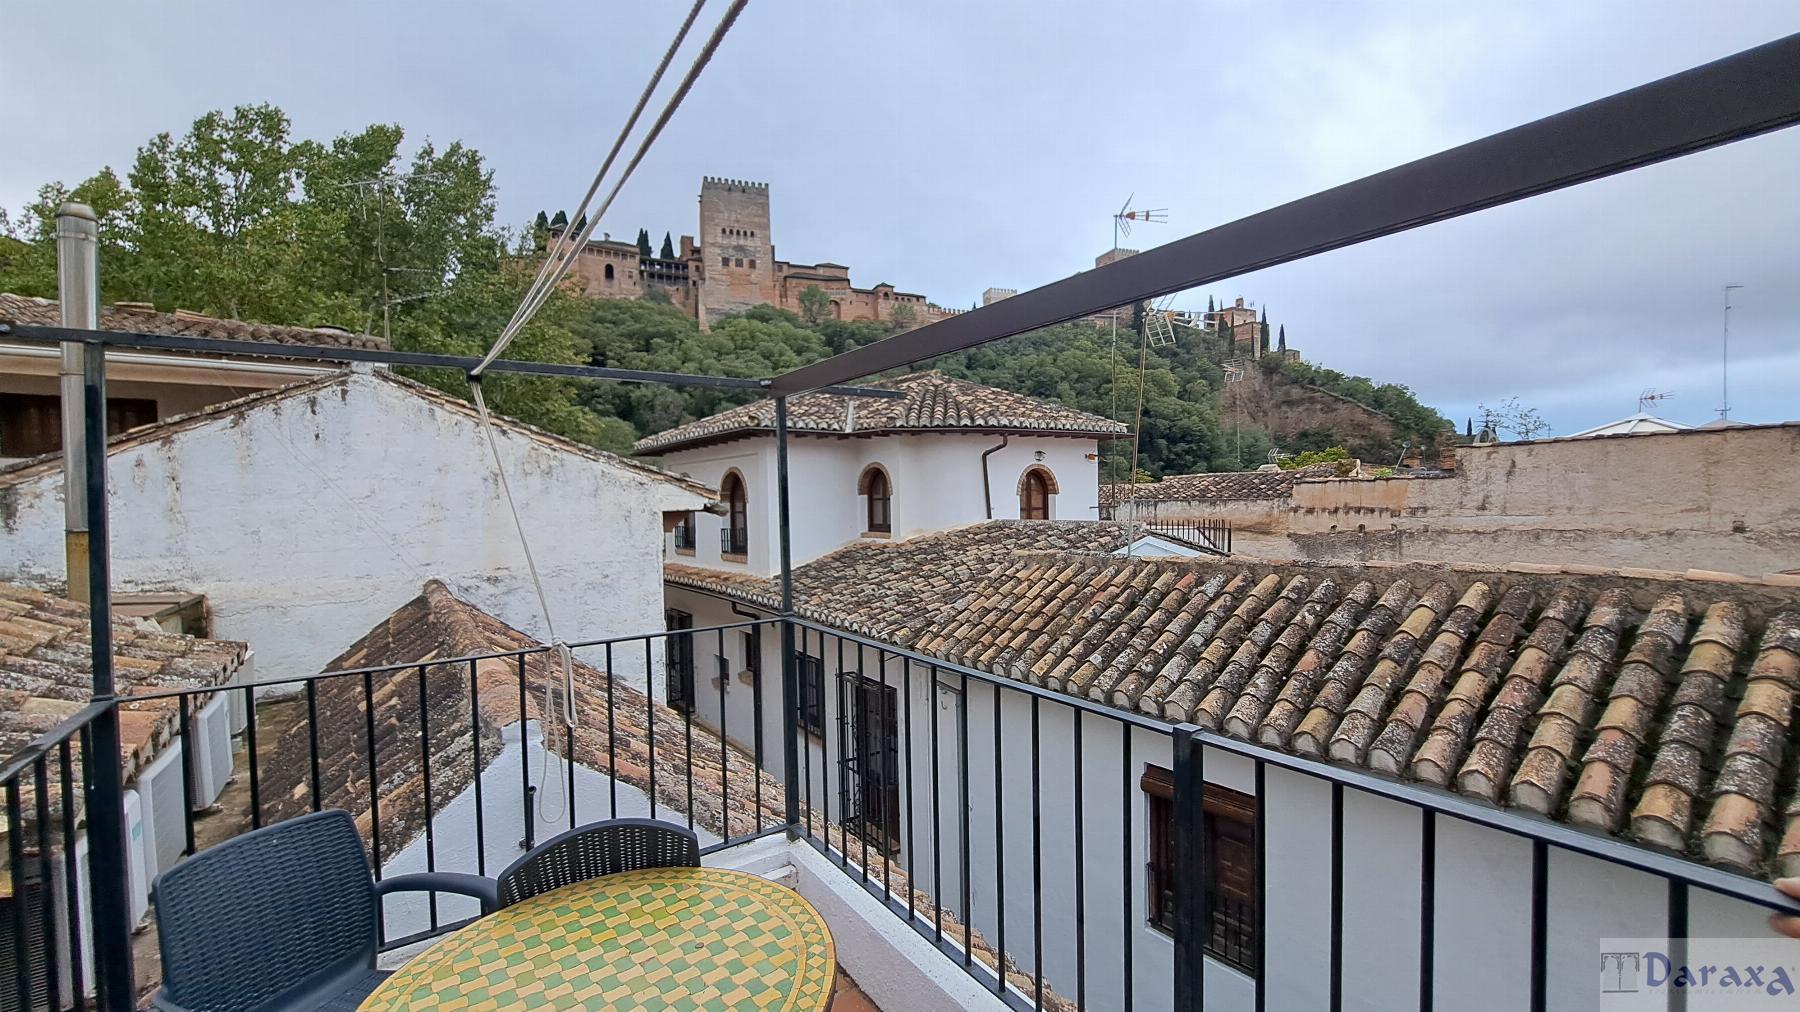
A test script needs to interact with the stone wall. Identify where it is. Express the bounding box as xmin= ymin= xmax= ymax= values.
xmin=1139 ymin=423 xmax=1800 ymax=576
xmin=697 ymin=177 xmax=777 ymax=320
